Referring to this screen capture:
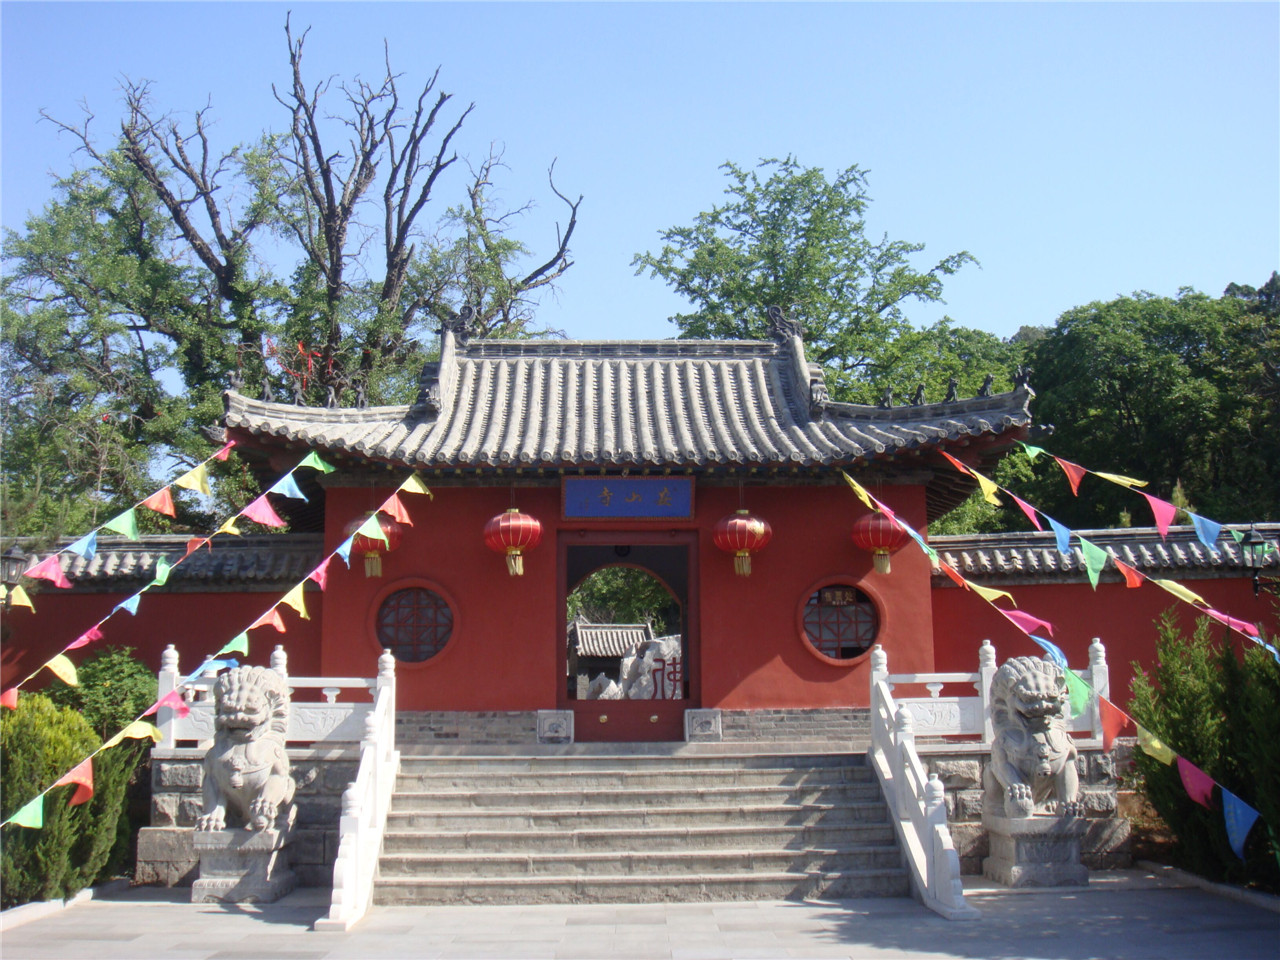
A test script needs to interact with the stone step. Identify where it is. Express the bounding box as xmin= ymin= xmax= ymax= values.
xmin=394 ymin=752 xmax=866 ymax=772
xmin=384 ymin=800 xmax=891 ymax=832
xmin=393 ymin=766 xmax=875 ymax=791
xmin=387 ymin=782 xmax=880 ymax=810
xmin=377 ymin=845 xmax=904 ymax=878
xmin=371 ymin=869 xmax=911 ymax=905
xmin=381 ymin=821 xmax=897 ymax=854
